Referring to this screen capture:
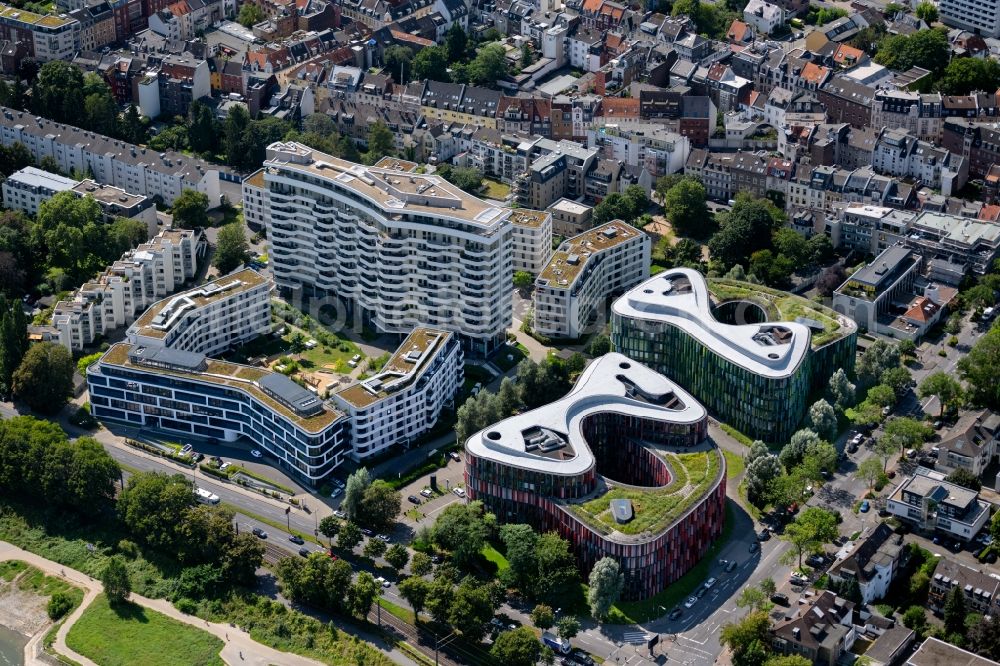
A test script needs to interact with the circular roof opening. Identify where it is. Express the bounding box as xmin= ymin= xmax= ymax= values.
xmin=768 ymin=353 xmax=779 ymax=359
xmin=486 ymin=431 xmax=501 ymax=441
xmin=619 ymin=362 xmax=631 ymax=369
